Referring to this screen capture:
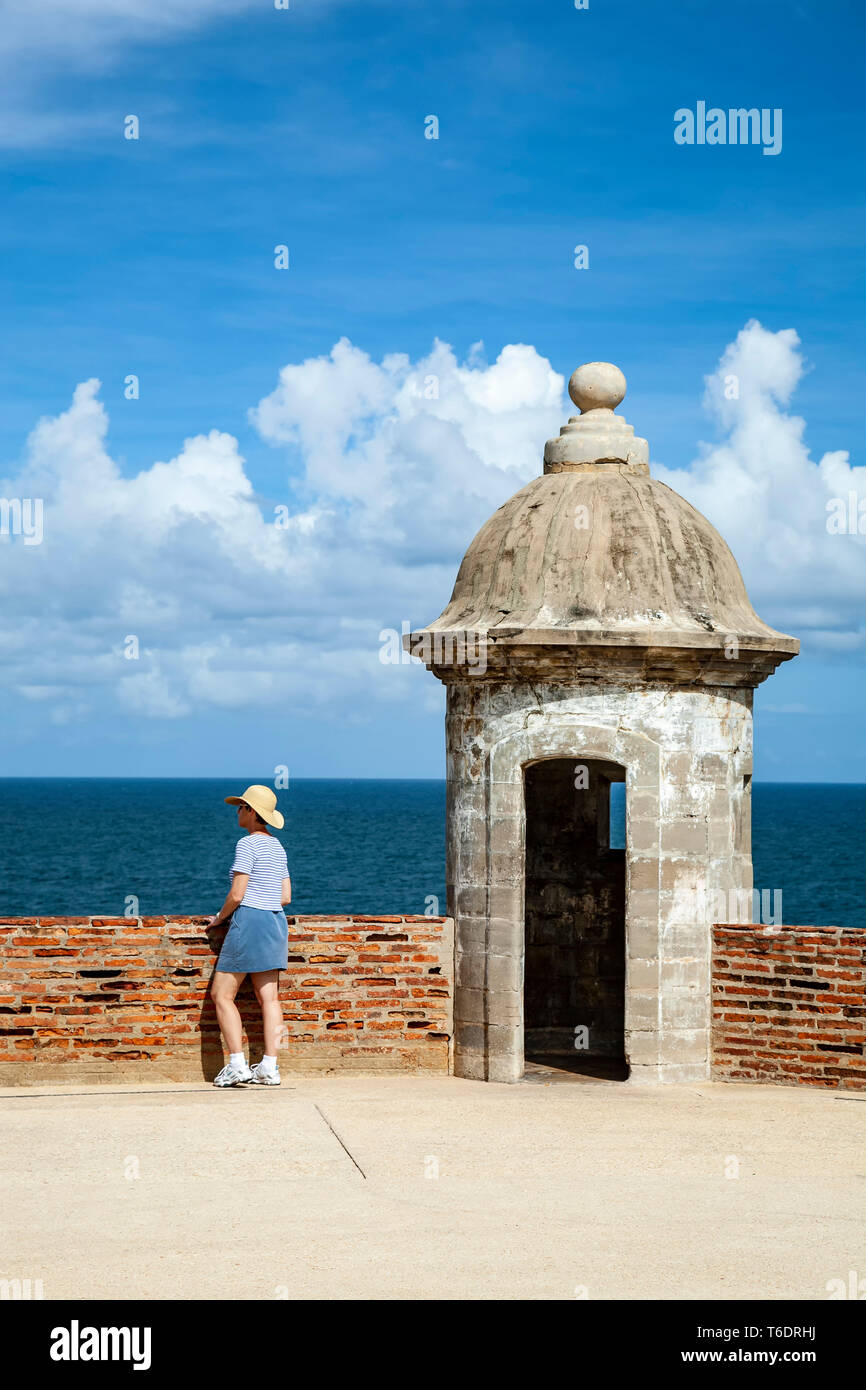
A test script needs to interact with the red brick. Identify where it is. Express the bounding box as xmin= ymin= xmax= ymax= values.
xmin=713 ymin=924 xmax=866 ymax=1091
